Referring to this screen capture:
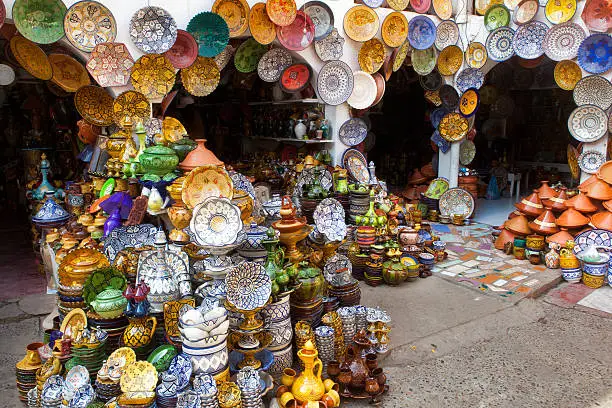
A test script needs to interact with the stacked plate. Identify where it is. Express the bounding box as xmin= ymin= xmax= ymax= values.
xmin=337 ymin=307 xmax=356 ymax=348
xmin=420 ymin=193 xmax=439 ymax=212
xmin=333 ymin=194 xmax=350 ymax=223
xmin=364 ymin=259 xmax=384 ymax=286
xmin=87 ymin=312 xmax=128 ymax=353
xmin=290 ymin=297 xmax=324 ymax=328
xmin=349 ymin=189 xmax=370 ymax=223
xmin=70 ymin=340 xmax=107 ymax=378
xmin=356 ymin=226 xmax=376 ymax=251
xmin=348 ymin=253 xmax=368 ymax=281
xmin=314 ymin=326 xmax=335 ymax=369
xmin=94 ymin=379 xmax=121 ymax=402
xmin=327 ymin=282 xmax=361 ymax=307
xmin=16 ymin=365 xmax=38 ymax=402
